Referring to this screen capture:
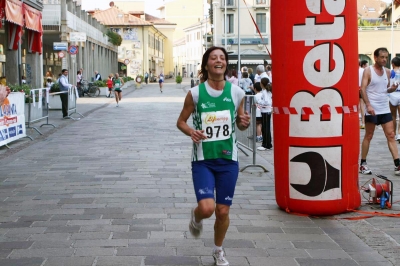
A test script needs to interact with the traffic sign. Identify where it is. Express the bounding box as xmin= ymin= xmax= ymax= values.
xmin=124 ymin=59 xmax=130 ymax=65
xmin=58 ymin=51 xmax=65 ymax=58
xmin=53 ymin=42 xmax=68 ymax=51
xmin=68 ymin=45 xmax=78 ymax=55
